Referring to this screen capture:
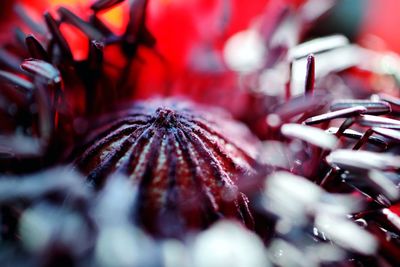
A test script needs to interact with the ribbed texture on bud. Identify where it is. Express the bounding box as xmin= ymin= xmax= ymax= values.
xmin=74 ymin=99 xmax=260 ymax=237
